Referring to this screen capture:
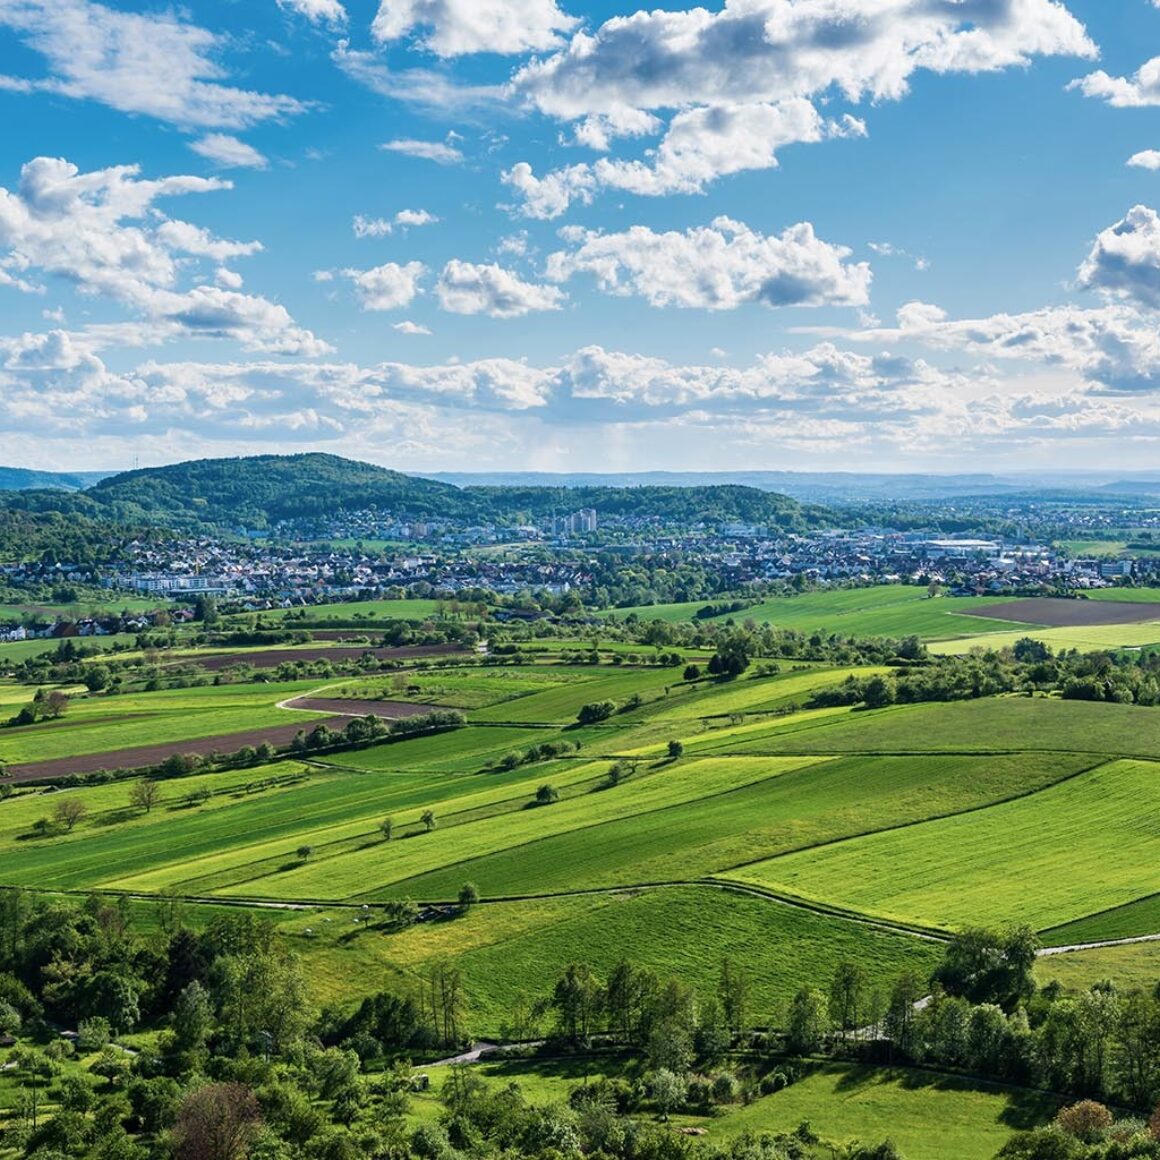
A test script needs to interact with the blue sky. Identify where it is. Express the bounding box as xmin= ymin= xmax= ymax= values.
xmin=3 ymin=0 xmax=1160 ymax=474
